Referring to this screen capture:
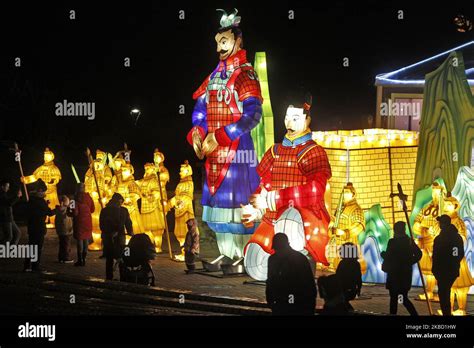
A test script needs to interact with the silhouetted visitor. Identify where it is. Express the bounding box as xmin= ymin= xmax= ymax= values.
xmin=100 ymin=193 xmax=133 ymax=280
xmin=318 ymin=274 xmax=347 ymax=315
xmin=266 ymin=233 xmax=317 ymax=315
xmin=0 ymin=179 xmax=22 ymax=245
xmin=183 ymin=218 xmax=200 ymax=272
xmin=336 ymin=242 xmax=362 ymax=311
xmin=72 ymin=183 xmax=94 ymax=266
xmin=432 ymin=214 xmax=464 ymax=316
xmin=120 ymin=233 xmax=156 ymax=286
xmin=24 ymin=180 xmax=54 ymax=272
xmin=381 ymin=221 xmax=421 ymax=315
xmin=55 ymin=195 xmax=74 ymax=263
